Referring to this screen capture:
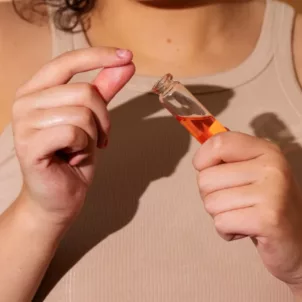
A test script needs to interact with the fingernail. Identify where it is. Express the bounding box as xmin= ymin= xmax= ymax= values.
xmin=116 ymin=49 xmax=131 ymax=59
